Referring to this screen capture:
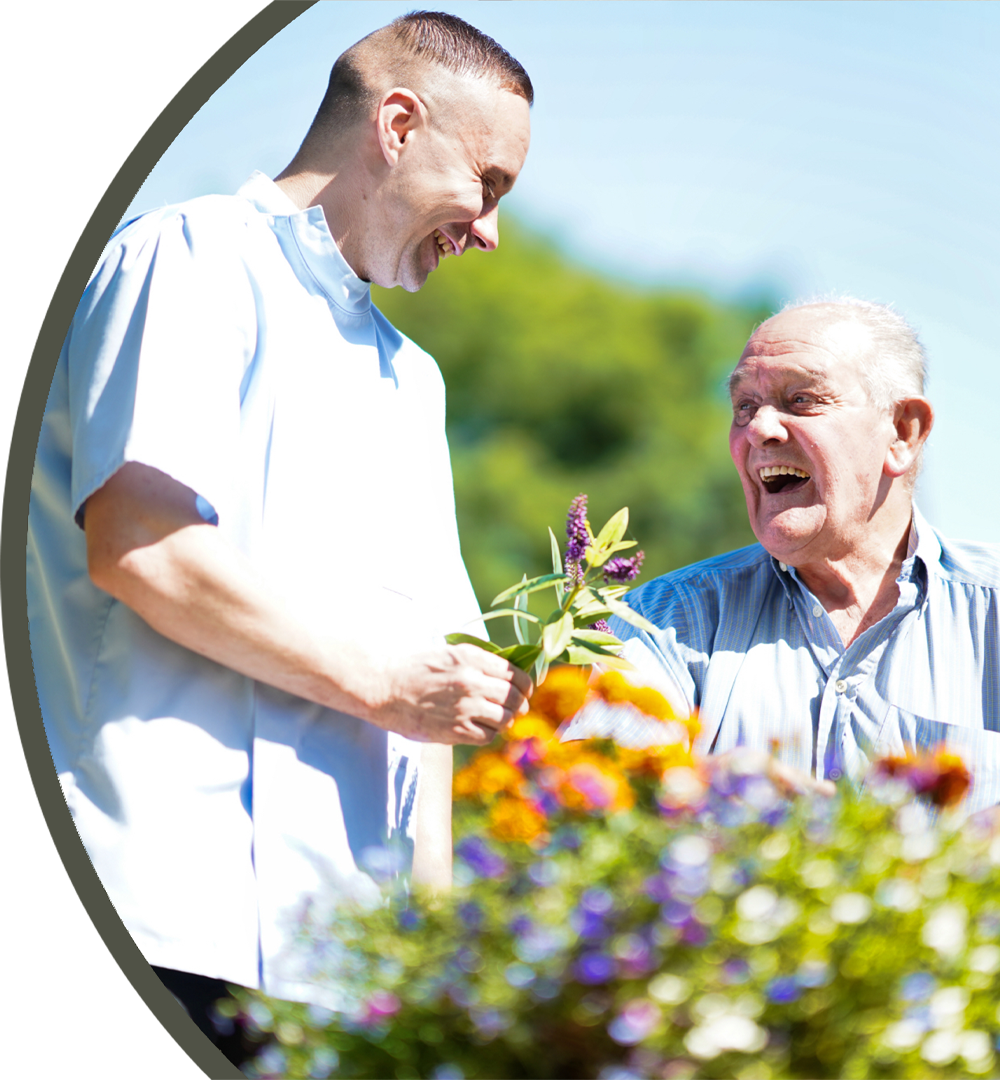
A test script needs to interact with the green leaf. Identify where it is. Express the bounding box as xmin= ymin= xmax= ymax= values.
xmin=514 ymin=579 xmax=530 ymax=645
xmin=478 ymin=607 xmax=541 ymax=625
xmin=563 ymin=645 xmax=634 ymax=670
xmin=492 ymin=573 xmax=566 ymax=606
xmin=603 ymin=596 xmax=658 ymax=633
xmin=534 ymin=651 xmax=551 ymax=686
xmin=572 ymin=608 xmax=614 ymax=627
xmin=496 ymin=643 xmax=542 ymax=670
xmin=593 ymin=507 xmax=629 ymax=550
xmin=548 ymin=527 xmax=563 ymax=576
xmin=571 ymin=629 xmax=622 ymax=646
xmin=445 ymin=633 xmax=502 ymax=652
xmin=542 ymin=611 xmax=575 ymax=659
xmin=586 ymin=542 xmax=636 ymax=570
